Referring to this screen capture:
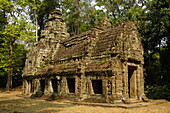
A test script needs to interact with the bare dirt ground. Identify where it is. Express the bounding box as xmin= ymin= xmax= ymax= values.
xmin=0 ymin=90 xmax=170 ymax=113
